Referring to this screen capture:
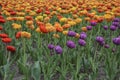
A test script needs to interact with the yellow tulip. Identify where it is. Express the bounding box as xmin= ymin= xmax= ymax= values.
xmin=62 ymin=31 xmax=68 ymax=35
xmin=35 ymin=27 xmax=41 ymax=33
xmin=12 ymin=23 xmax=22 ymax=29
xmin=16 ymin=17 xmax=25 ymax=21
xmin=74 ymin=18 xmax=82 ymax=24
xmin=21 ymin=31 xmax=31 ymax=38
xmin=60 ymin=18 xmax=67 ymax=23
xmin=67 ymin=21 xmax=76 ymax=26
xmin=35 ymin=16 xmax=43 ymax=21
xmin=53 ymin=34 xmax=60 ymax=38
xmin=27 ymin=25 xmax=35 ymax=30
